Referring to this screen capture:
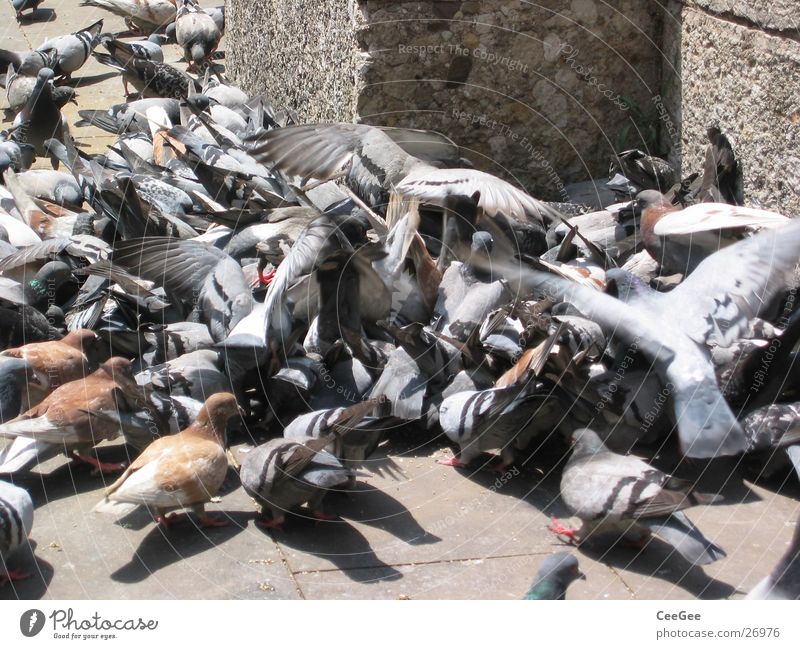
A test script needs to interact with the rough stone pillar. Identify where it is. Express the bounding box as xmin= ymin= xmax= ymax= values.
xmin=226 ymin=1 xmax=665 ymax=201
xmin=660 ymin=1 xmax=800 ymax=213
